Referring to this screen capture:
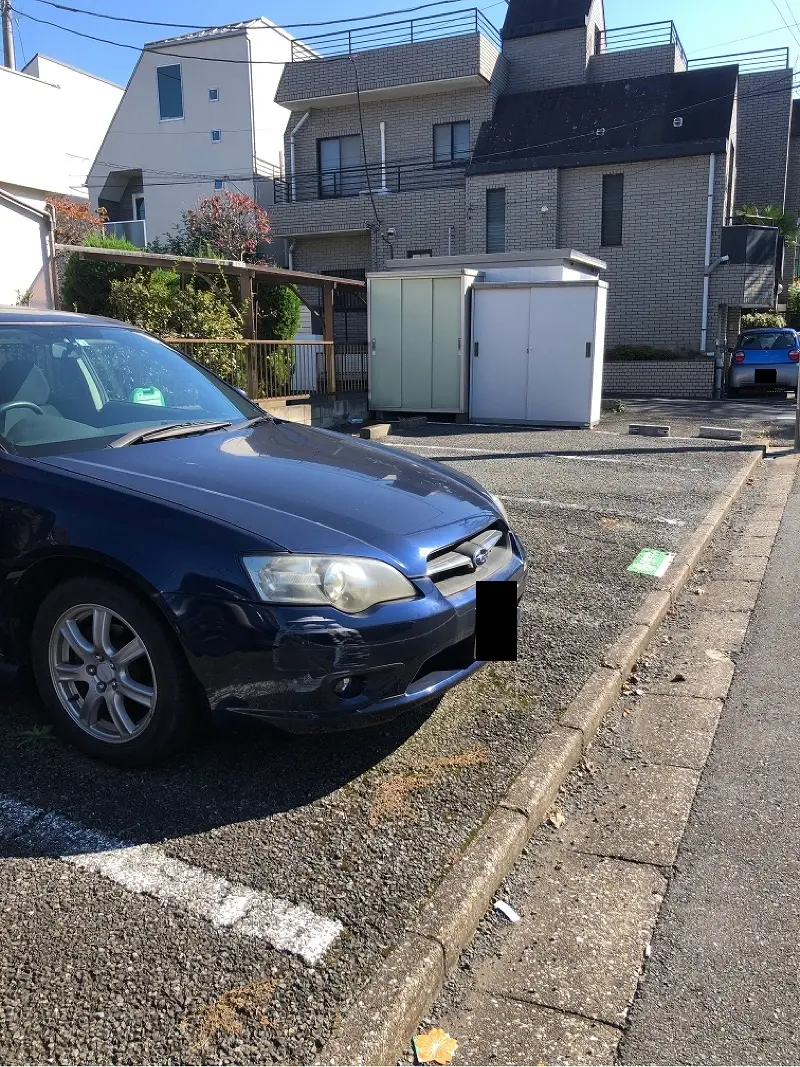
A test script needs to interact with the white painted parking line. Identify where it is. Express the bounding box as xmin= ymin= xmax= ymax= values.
xmin=498 ymin=494 xmax=684 ymax=528
xmin=383 ymin=440 xmax=704 ymax=472
xmin=0 ymin=794 xmax=342 ymax=965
